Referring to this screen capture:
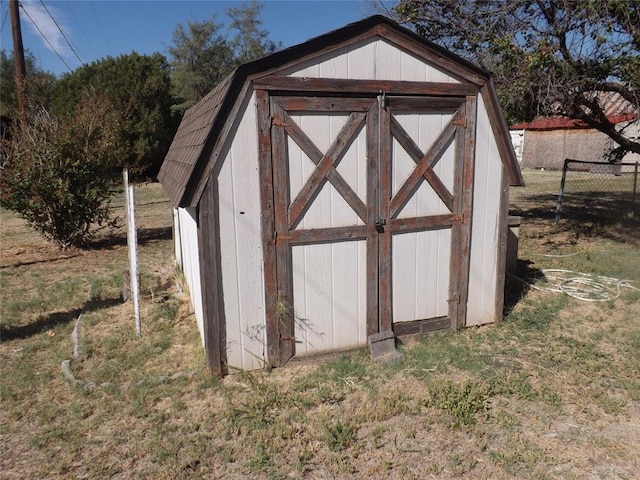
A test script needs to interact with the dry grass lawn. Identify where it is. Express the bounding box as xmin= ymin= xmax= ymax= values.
xmin=1 ymin=172 xmax=639 ymax=479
